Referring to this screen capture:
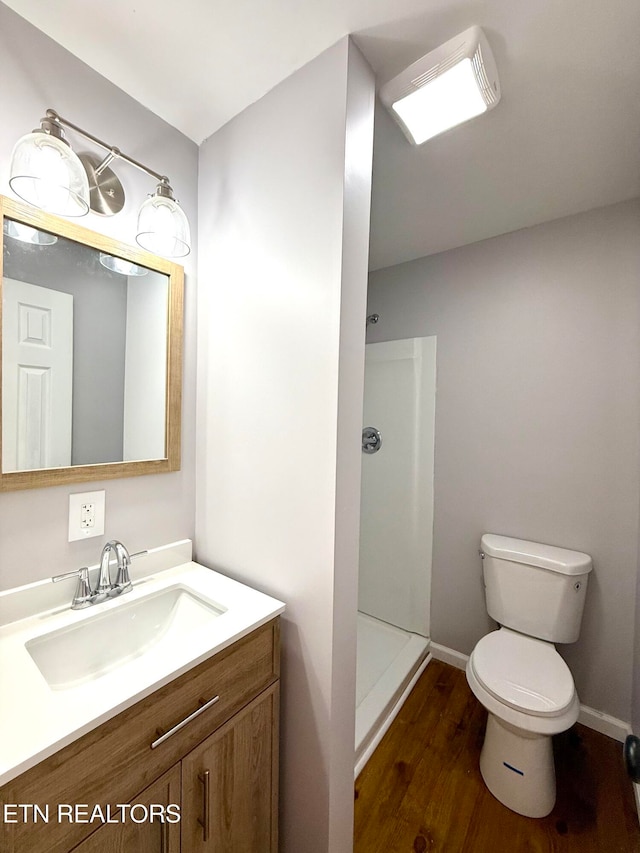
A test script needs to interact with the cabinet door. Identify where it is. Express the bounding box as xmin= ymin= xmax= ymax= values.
xmin=70 ymin=766 xmax=180 ymax=853
xmin=181 ymin=683 xmax=279 ymax=853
